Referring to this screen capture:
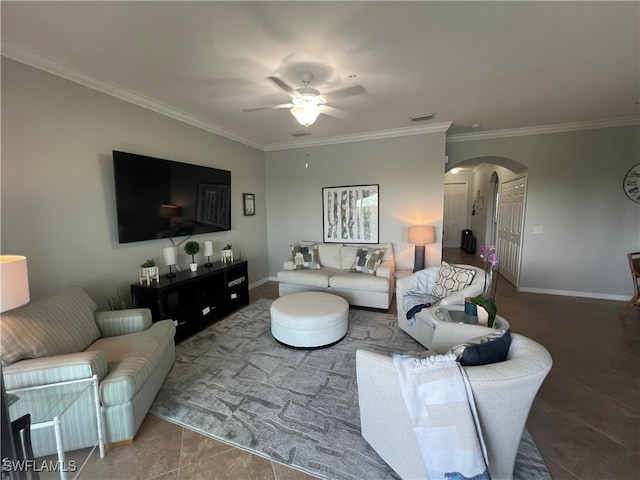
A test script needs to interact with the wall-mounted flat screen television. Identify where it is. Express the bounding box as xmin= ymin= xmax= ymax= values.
xmin=113 ymin=151 xmax=231 ymax=243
